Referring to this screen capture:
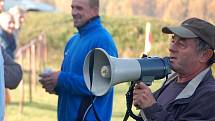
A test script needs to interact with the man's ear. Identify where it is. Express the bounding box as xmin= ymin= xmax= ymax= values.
xmin=89 ymin=7 xmax=98 ymax=17
xmin=200 ymin=49 xmax=214 ymax=63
